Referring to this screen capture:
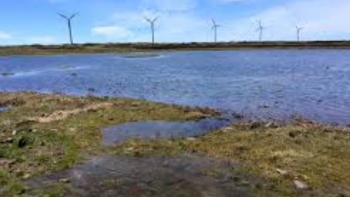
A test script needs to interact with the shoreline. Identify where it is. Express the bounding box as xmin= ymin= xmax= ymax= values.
xmin=2 ymin=41 xmax=350 ymax=56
